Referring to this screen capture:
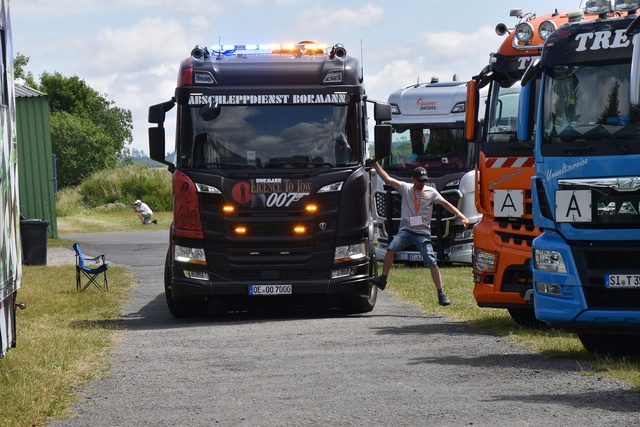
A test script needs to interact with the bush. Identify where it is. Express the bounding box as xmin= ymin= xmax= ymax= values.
xmin=57 ymin=164 xmax=173 ymax=214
